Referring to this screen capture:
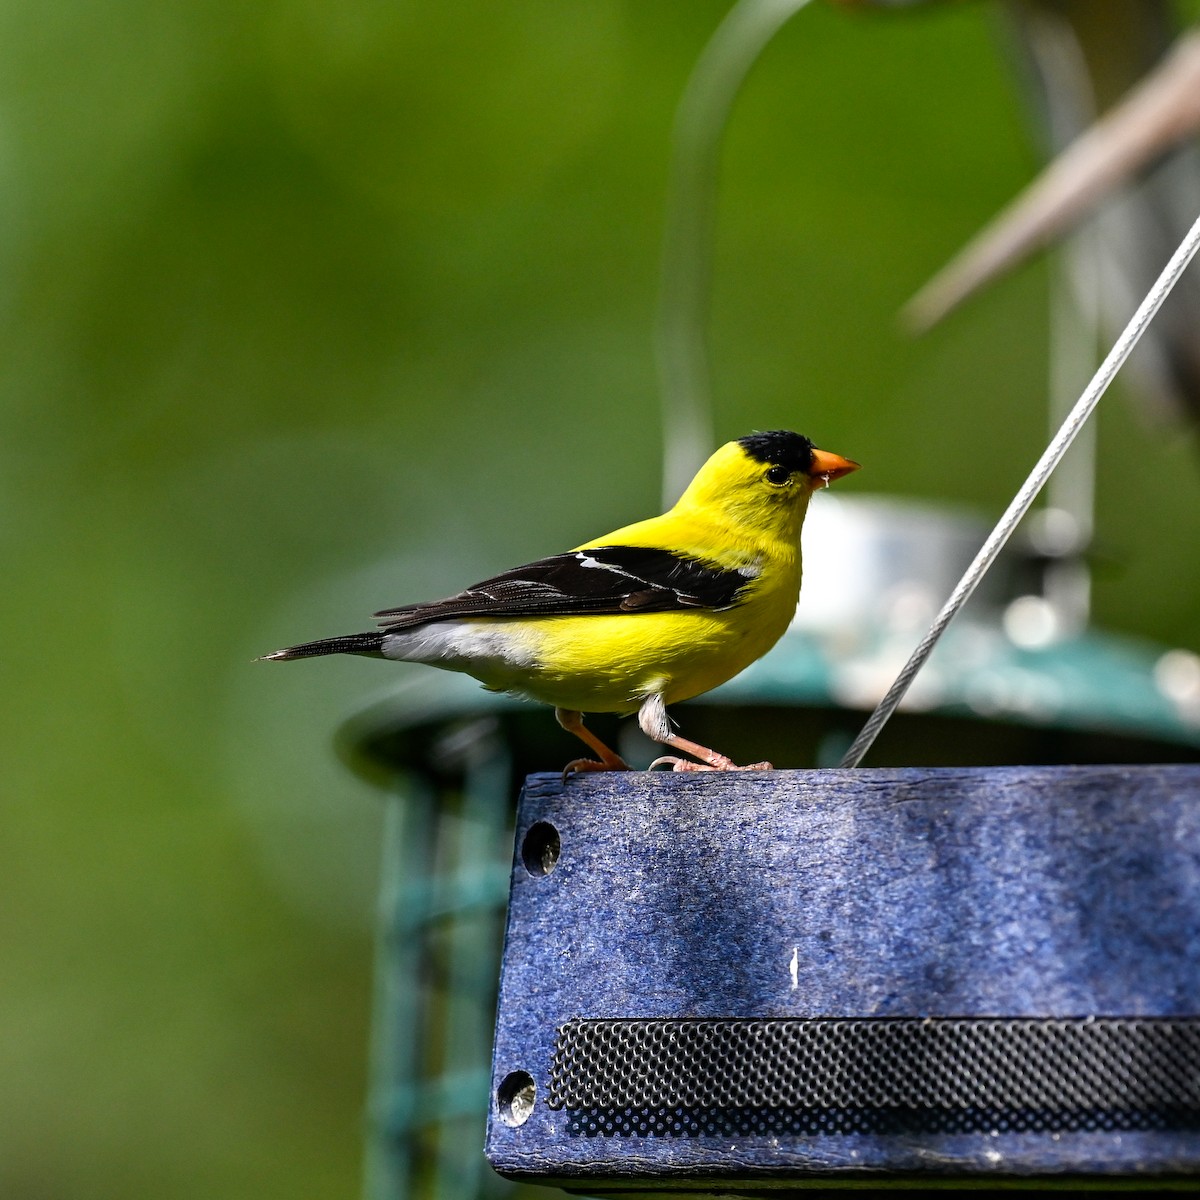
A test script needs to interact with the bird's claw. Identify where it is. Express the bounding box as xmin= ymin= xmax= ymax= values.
xmin=649 ymin=755 xmax=774 ymax=773
xmin=562 ymin=757 xmax=630 ymax=782
xmin=650 ymin=756 xmax=711 ymax=772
